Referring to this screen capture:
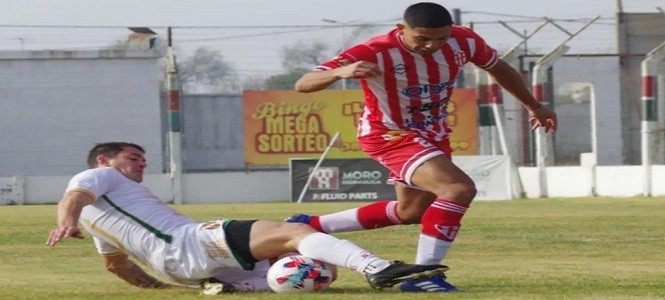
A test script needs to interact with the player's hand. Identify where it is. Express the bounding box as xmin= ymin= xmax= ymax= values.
xmin=528 ymin=105 xmax=557 ymax=133
xmin=339 ymin=61 xmax=382 ymax=79
xmin=45 ymin=226 xmax=85 ymax=246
